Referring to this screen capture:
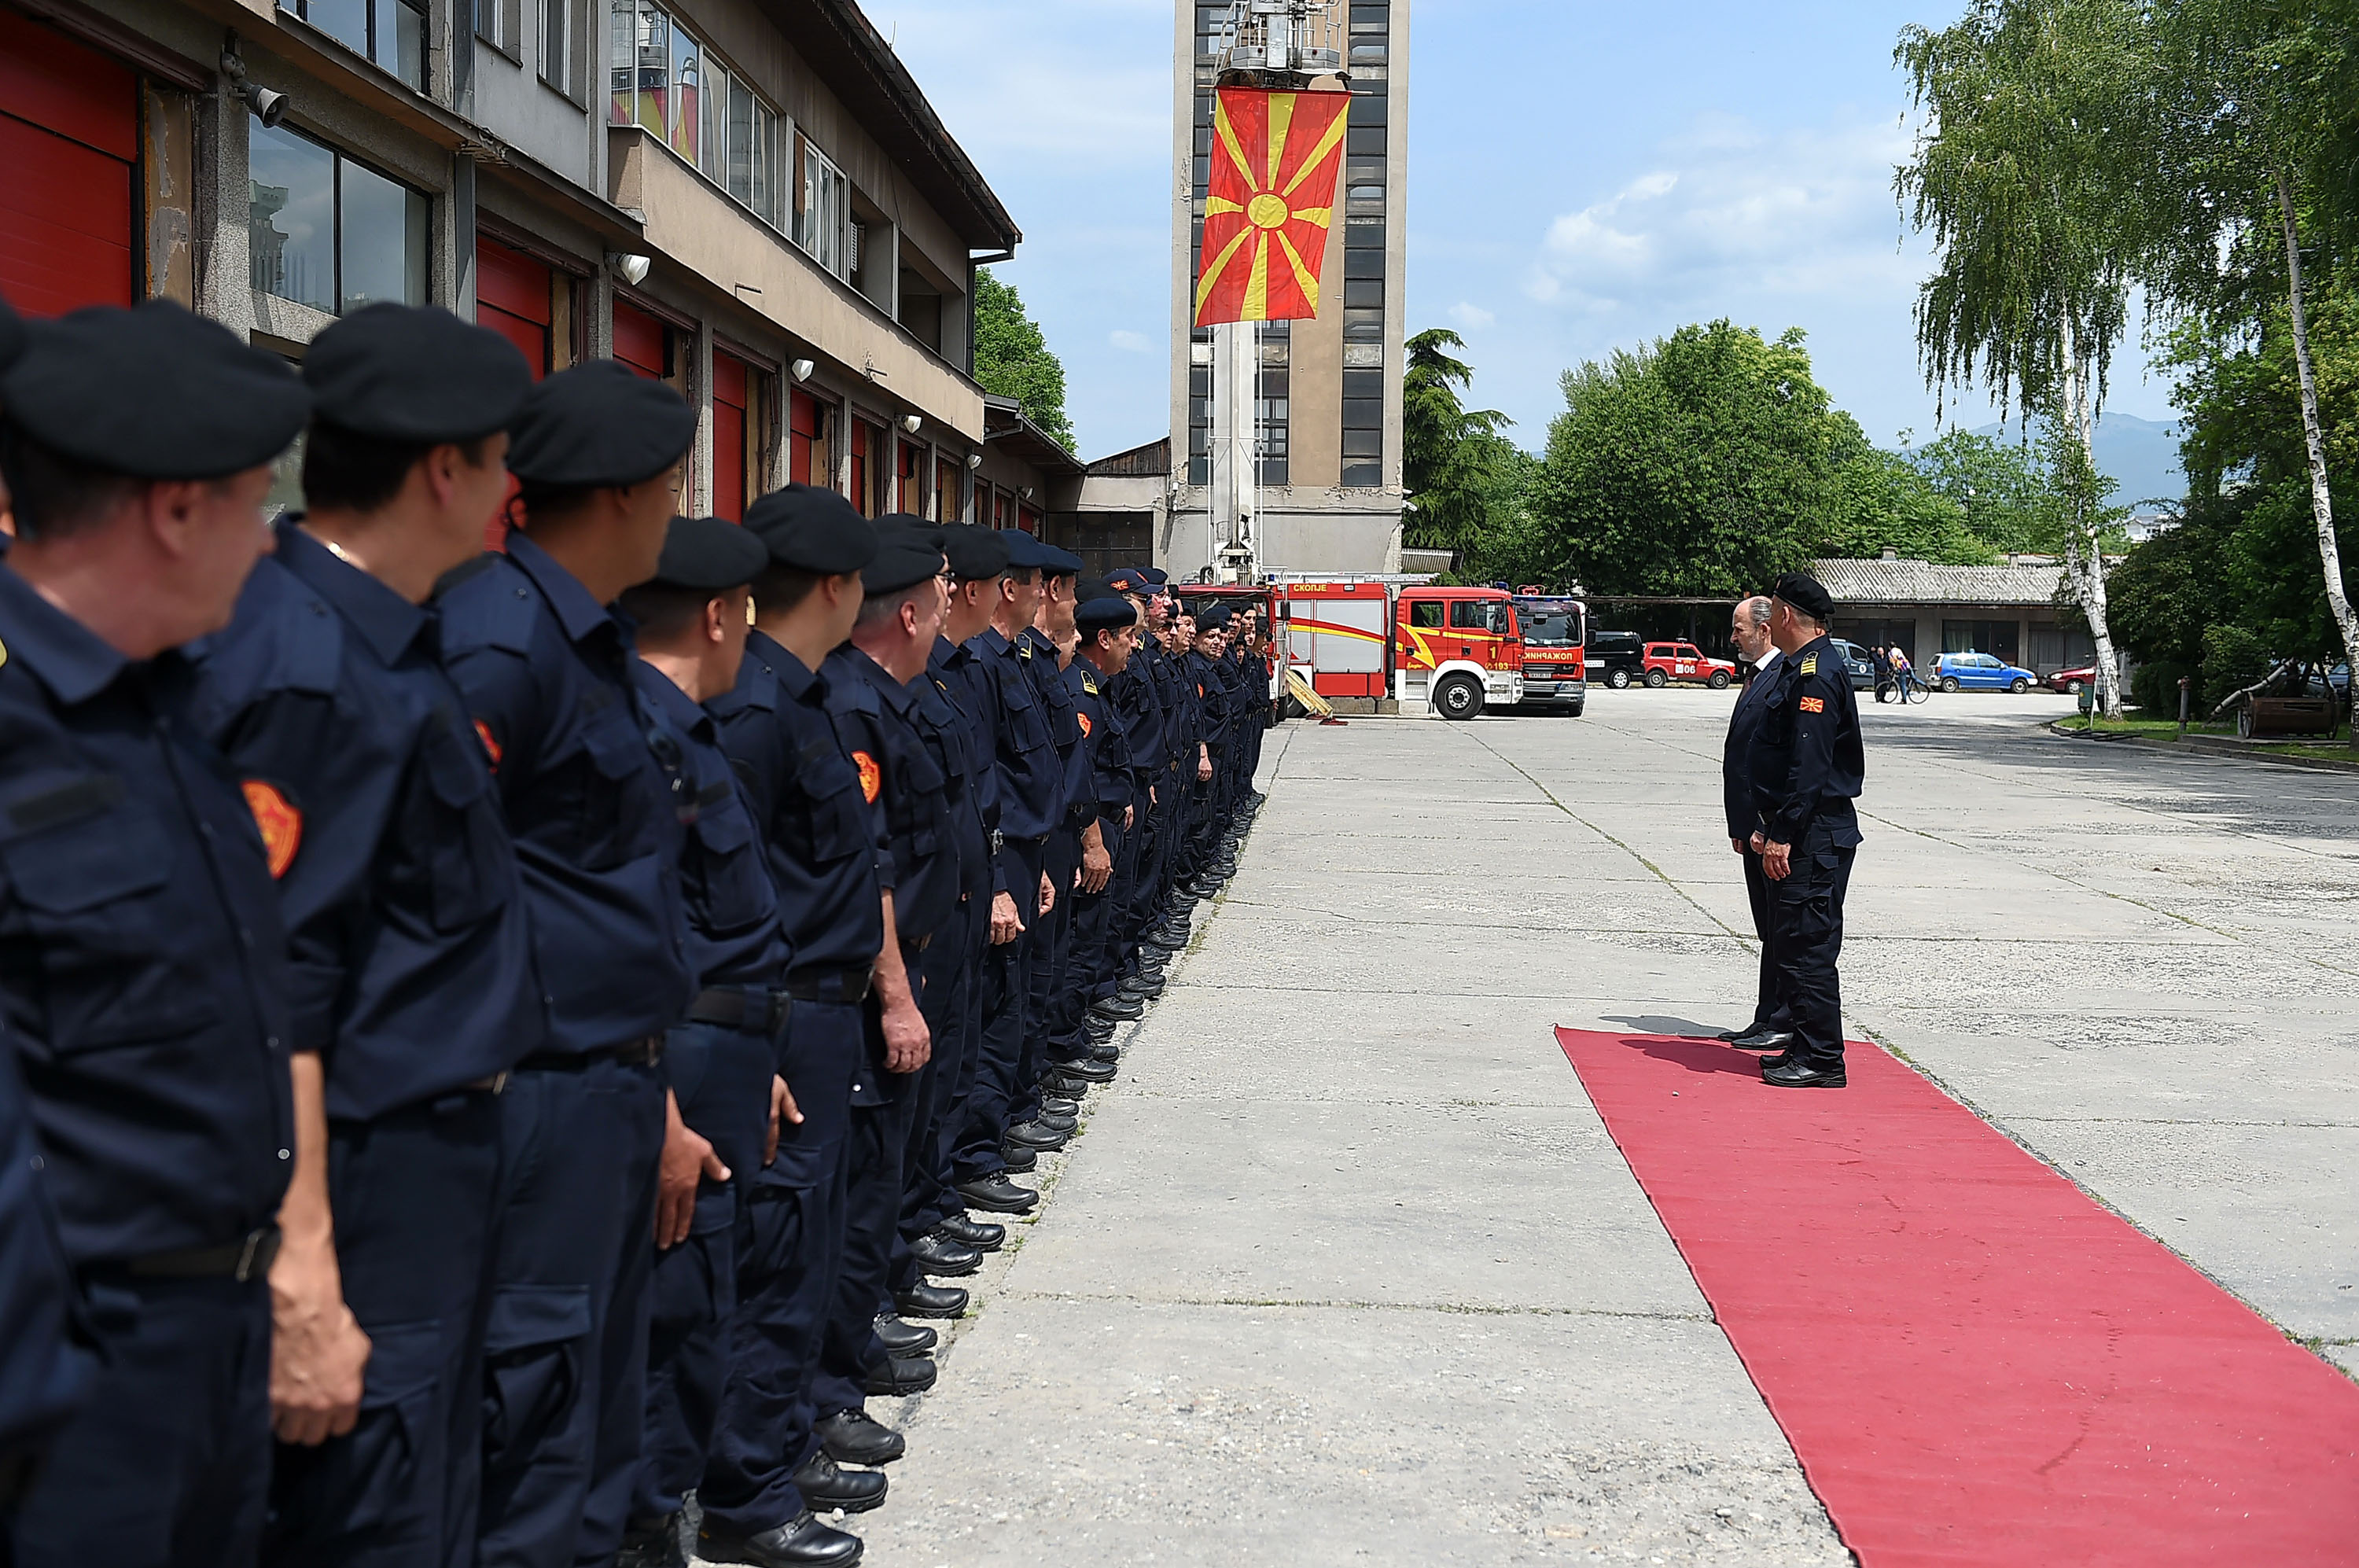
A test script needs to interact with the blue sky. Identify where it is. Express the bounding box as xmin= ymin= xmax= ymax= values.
xmin=863 ymin=0 xmax=2184 ymax=462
